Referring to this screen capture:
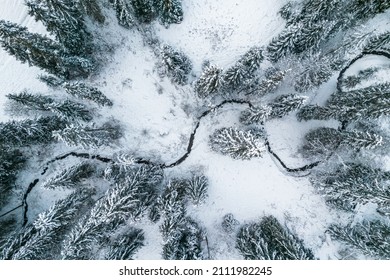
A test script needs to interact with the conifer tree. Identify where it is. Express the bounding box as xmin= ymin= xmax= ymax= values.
xmin=185 ymin=175 xmax=208 ymax=206
xmin=53 ymin=122 xmax=122 ymax=149
xmin=41 ymin=161 xmax=95 ymax=189
xmin=109 ymin=0 xmax=136 ymax=28
xmin=0 ymin=189 xmax=93 ymax=260
xmin=221 ymin=213 xmax=239 ymax=234
xmin=256 ymin=68 xmax=288 ymax=95
xmin=38 ymin=75 xmax=65 ymax=88
xmin=159 ymin=44 xmax=192 ymax=85
xmin=312 ymin=163 xmax=390 ymax=214
xmin=25 ymin=0 xmax=92 ymax=55
xmin=210 ymin=127 xmax=266 ymax=160
xmin=363 ymin=31 xmax=390 ymax=52
xmin=0 ymin=149 xmax=26 ymax=208
xmin=269 ymin=94 xmax=307 ymax=119
xmin=240 ymin=105 xmax=272 ymax=125
xmin=61 ymin=165 xmax=162 ymax=259
xmin=156 ymin=0 xmax=184 ymax=27
xmin=7 ymin=91 xmax=93 ymax=122
xmin=297 ymin=105 xmax=332 ymax=122
xmin=131 ymin=0 xmax=156 ymax=23
xmin=236 ymin=216 xmax=314 ymax=260
xmin=77 ymin=0 xmax=106 ymax=24
xmin=106 ymin=228 xmax=145 ymax=260
xmin=0 ymin=20 xmax=93 ymax=79
xmin=64 ymin=82 xmax=113 ymax=107
xmin=194 ymin=64 xmax=223 ymax=98
xmin=328 ymin=220 xmax=390 ymax=259
xmin=0 ymin=116 xmax=67 ymax=148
